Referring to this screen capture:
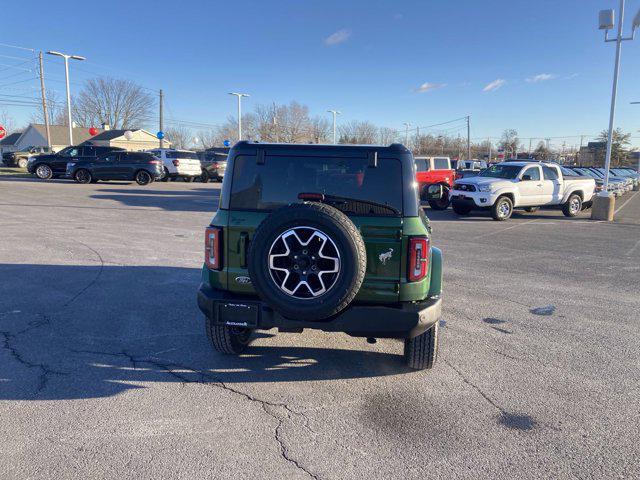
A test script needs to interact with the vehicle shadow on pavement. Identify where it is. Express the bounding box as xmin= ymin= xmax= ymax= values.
xmin=423 ymin=206 xmax=592 ymax=222
xmin=90 ymin=187 xmax=220 ymax=212
xmin=0 ymin=264 xmax=409 ymax=401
